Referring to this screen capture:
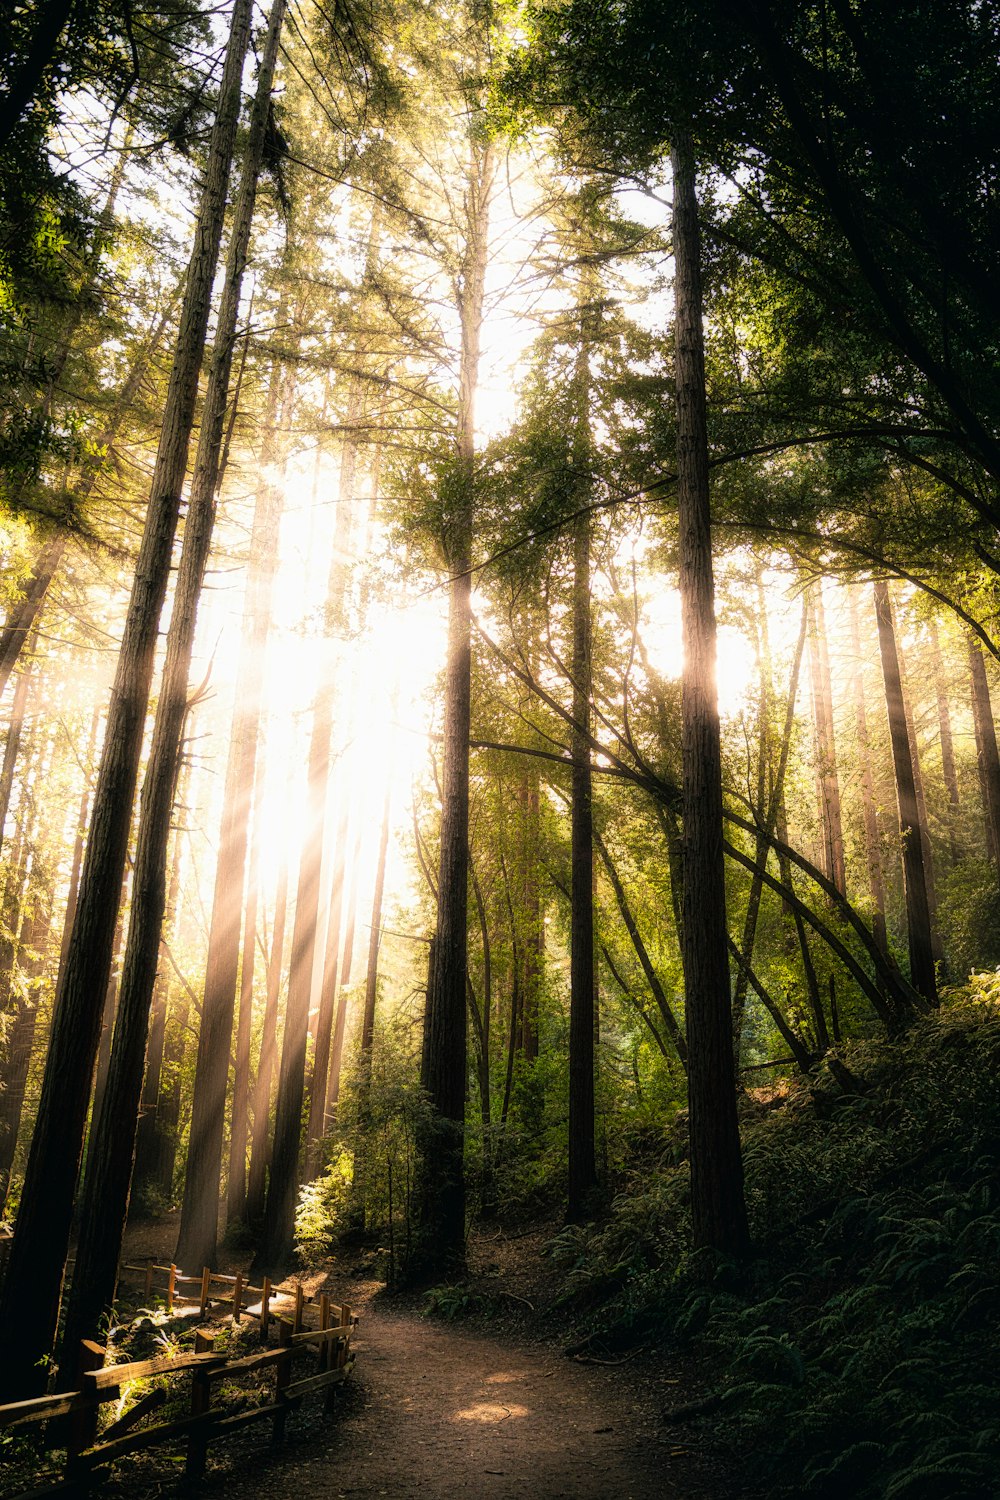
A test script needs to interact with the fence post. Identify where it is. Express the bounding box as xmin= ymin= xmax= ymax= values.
xmin=293 ymin=1282 xmax=304 ymax=1334
xmin=186 ymin=1362 xmax=213 ymax=1482
xmin=272 ymin=1317 xmax=293 ymax=1445
xmin=67 ymin=1339 xmax=106 ymax=1478
xmin=194 ymin=1328 xmax=214 ymax=1354
xmin=259 ymin=1276 xmax=271 ymax=1343
xmin=338 ymin=1303 xmax=352 ymax=1372
xmin=167 ymin=1263 xmax=176 ymax=1313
